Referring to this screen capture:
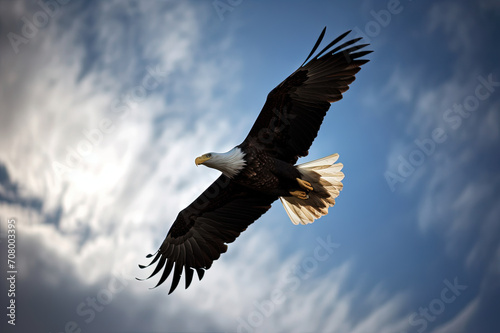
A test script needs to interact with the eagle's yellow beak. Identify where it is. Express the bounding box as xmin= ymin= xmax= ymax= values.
xmin=195 ymin=154 xmax=212 ymax=166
